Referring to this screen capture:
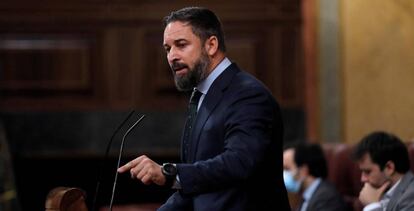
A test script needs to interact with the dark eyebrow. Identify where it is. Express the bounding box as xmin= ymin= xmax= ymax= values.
xmin=164 ymin=38 xmax=187 ymax=47
xmin=174 ymin=39 xmax=188 ymax=44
